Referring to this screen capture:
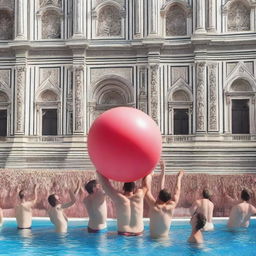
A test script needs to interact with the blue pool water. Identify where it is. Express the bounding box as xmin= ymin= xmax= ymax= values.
xmin=0 ymin=219 xmax=255 ymax=256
